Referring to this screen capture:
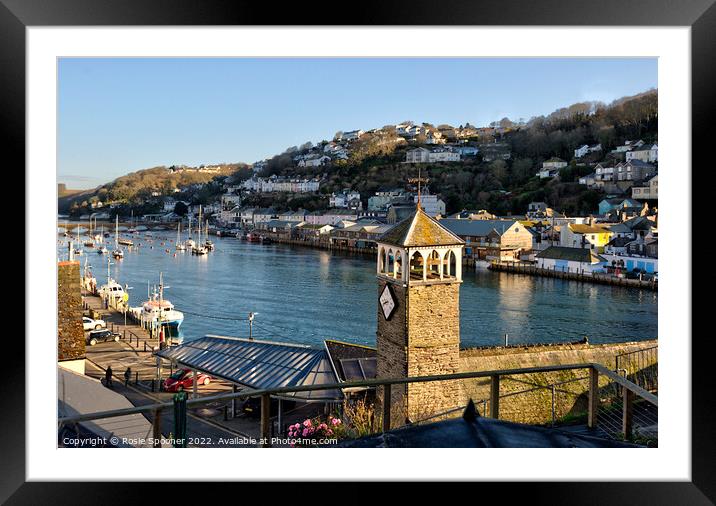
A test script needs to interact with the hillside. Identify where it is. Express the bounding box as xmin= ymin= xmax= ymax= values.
xmin=58 ymin=89 xmax=657 ymax=217
xmin=58 ymin=164 xmax=249 ymax=215
xmin=257 ymin=89 xmax=657 ymax=215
